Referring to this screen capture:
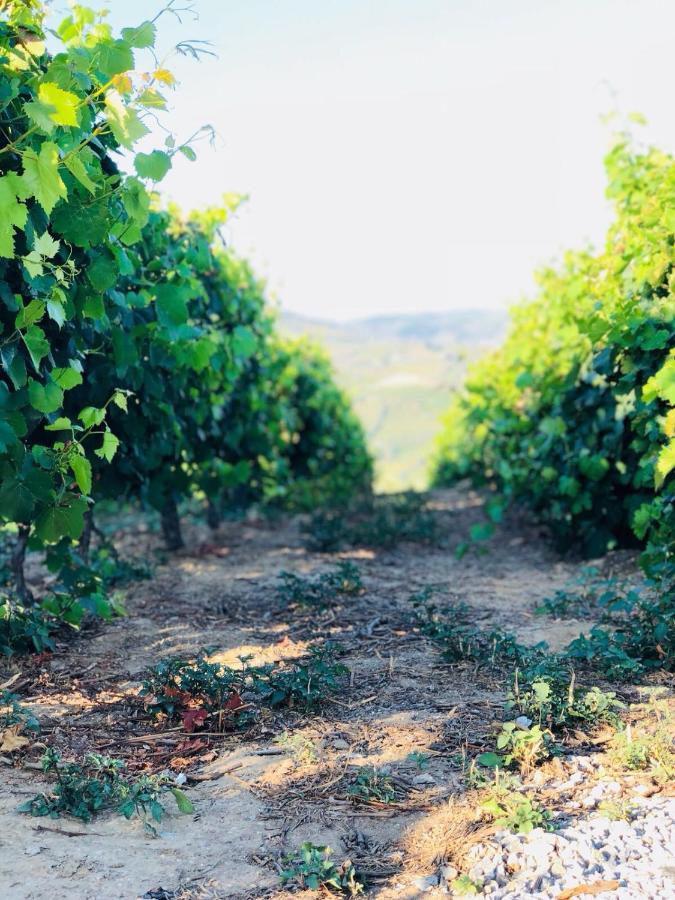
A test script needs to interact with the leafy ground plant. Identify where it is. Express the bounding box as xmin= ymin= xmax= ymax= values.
xmin=280 ymin=842 xmax=363 ymax=895
xmin=478 ymin=721 xmax=554 ymax=776
xmin=411 ymin=591 xmax=546 ymax=669
xmin=451 ymin=875 xmax=483 ymax=896
xmin=534 ymin=567 xmax=641 ymax=620
xmin=566 ymin=588 xmax=675 ymax=679
xmin=0 ymin=592 xmax=55 ymax=655
xmin=277 ymin=561 xmax=363 ymax=608
xmin=479 ymin=781 xmax=552 ymax=834
xmin=141 ymin=644 xmax=349 ymax=730
xmin=607 ymin=721 xmax=674 ymax=784
xmin=507 ymin=665 xmax=623 ymax=731
xmin=19 ymin=749 xmax=193 ymax=834
xmin=305 ymin=492 xmax=438 ymax=551
xmin=348 ymin=767 xmax=397 ymax=804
